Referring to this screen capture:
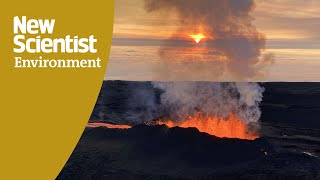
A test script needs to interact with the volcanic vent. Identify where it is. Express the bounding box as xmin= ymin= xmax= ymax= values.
xmin=156 ymin=112 xmax=258 ymax=140
xmin=89 ymin=82 xmax=264 ymax=141
xmin=150 ymin=82 xmax=263 ymax=140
